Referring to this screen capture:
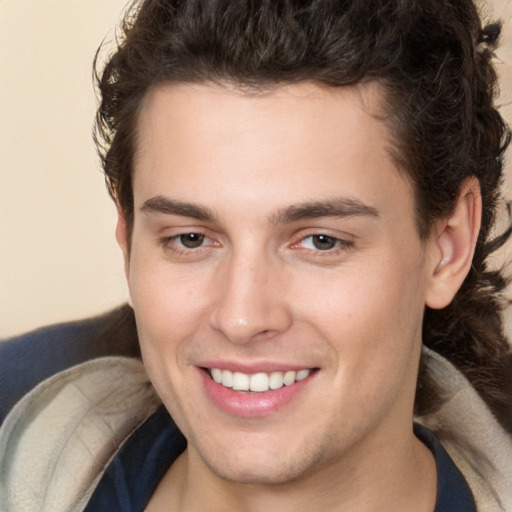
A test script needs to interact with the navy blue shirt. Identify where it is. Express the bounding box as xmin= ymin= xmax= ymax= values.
xmin=85 ymin=406 xmax=476 ymax=511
